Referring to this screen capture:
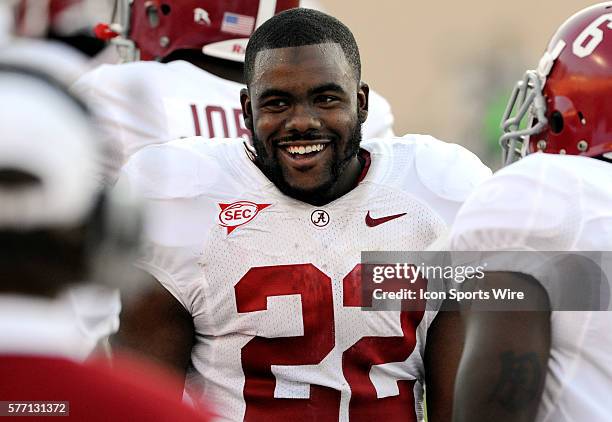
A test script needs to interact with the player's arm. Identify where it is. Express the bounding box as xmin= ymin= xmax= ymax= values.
xmin=112 ymin=270 xmax=195 ymax=390
xmin=452 ymin=272 xmax=551 ymax=422
xmin=424 ymin=300 xmax=464 ymax=422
